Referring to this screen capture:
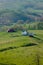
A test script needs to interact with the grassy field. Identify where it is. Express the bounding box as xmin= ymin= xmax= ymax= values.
xmin=0 ymin=30 xmax=43 ymax=65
